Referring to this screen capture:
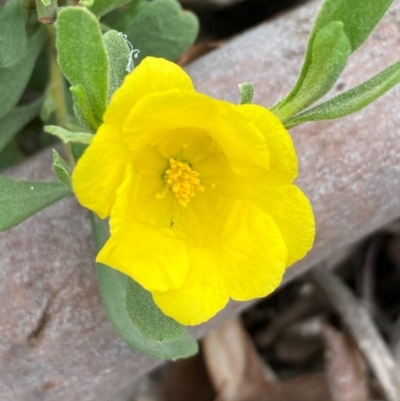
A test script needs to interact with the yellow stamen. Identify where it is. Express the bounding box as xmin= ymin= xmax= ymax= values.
xmin=159 ymin=158 xmax=204 ymax=207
